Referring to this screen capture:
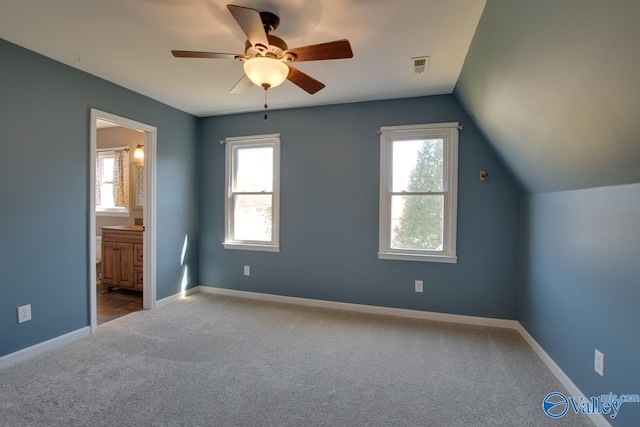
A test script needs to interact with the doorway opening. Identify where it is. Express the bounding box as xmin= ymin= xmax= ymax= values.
xmin=89 ymin=109 xmax=157 ymax=333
